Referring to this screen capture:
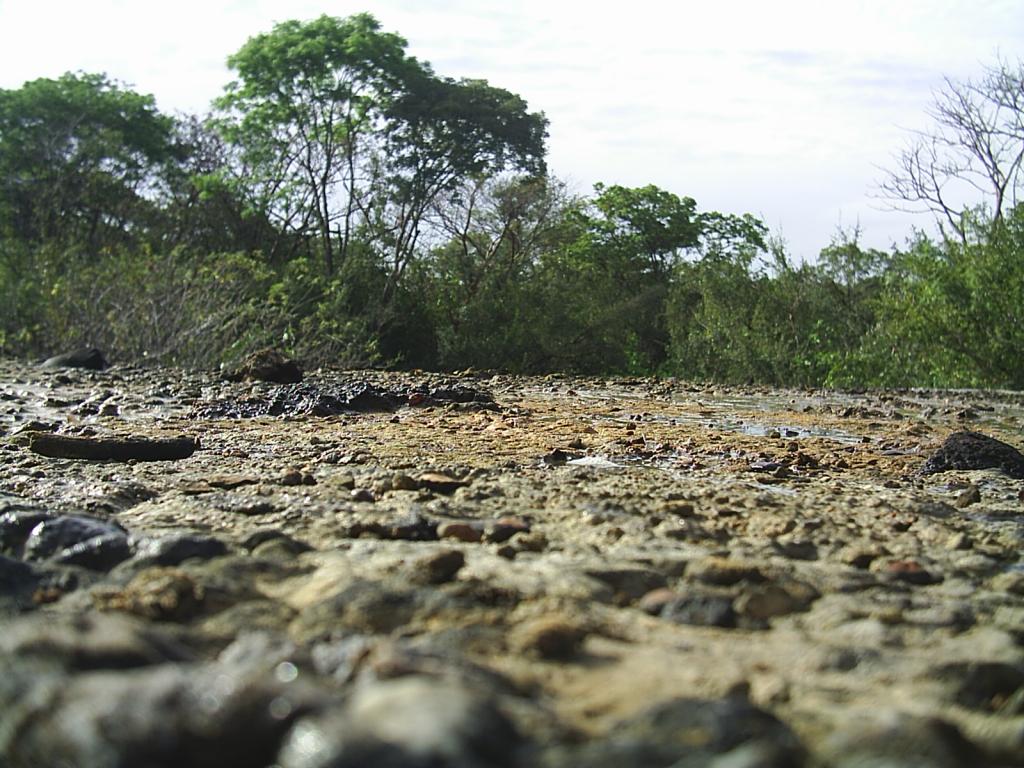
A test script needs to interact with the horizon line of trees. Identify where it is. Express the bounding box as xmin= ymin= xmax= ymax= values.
xmin=1 ymin=14 xmax=1021 ymax=389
